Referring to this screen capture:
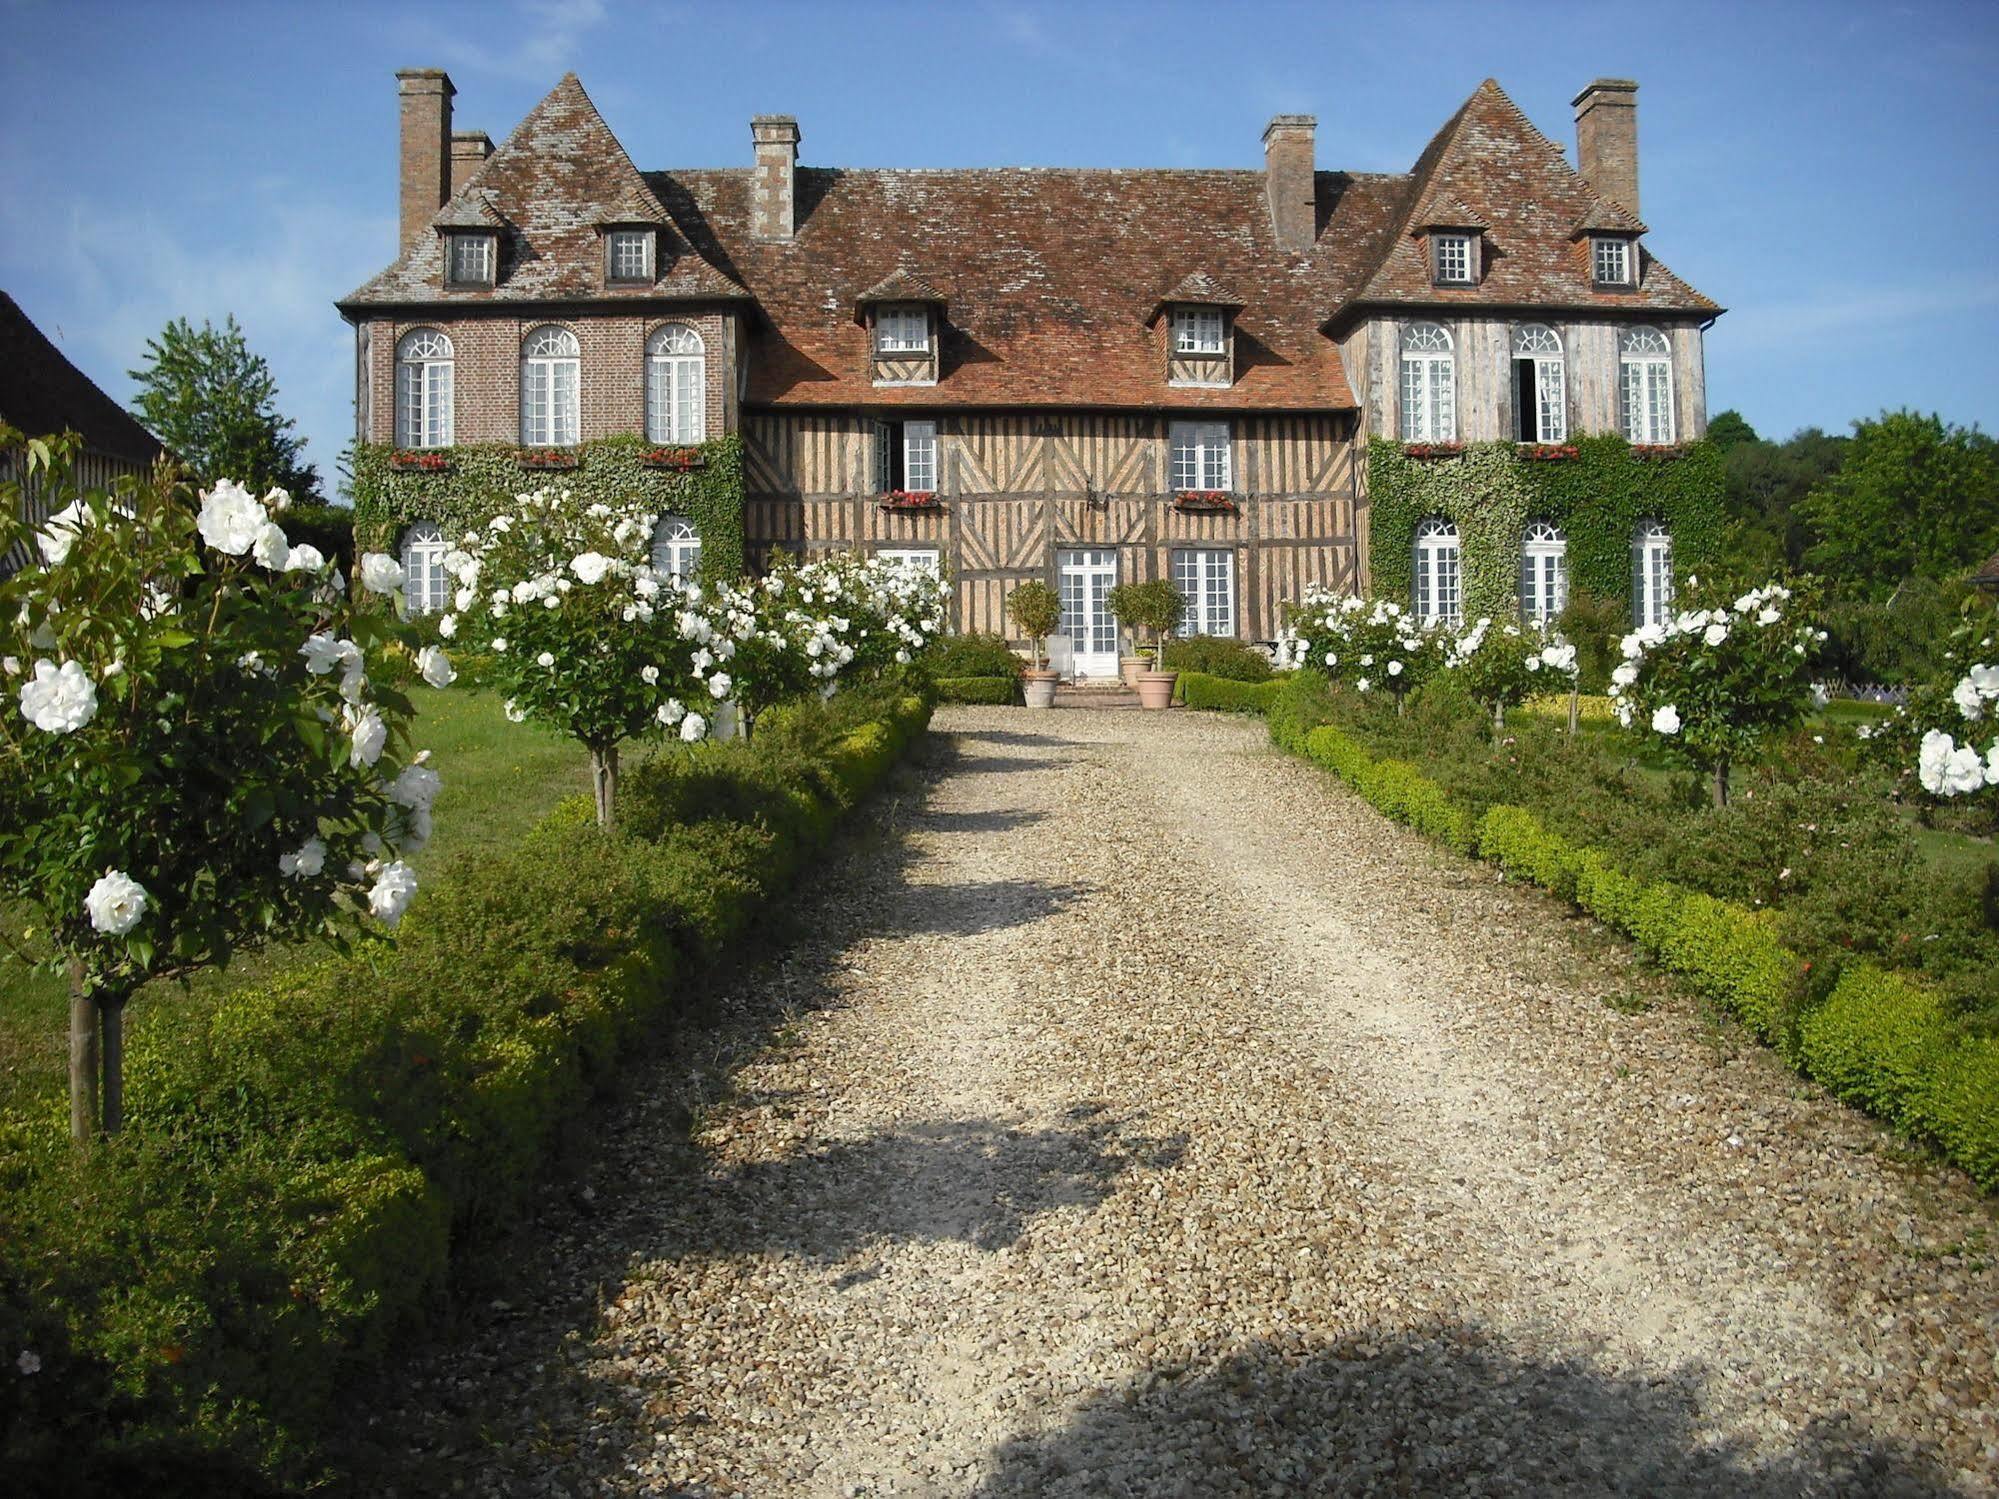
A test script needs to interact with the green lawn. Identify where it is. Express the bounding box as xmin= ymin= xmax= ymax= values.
xmin=0 ymin=690 xmax=592 ymax=1118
